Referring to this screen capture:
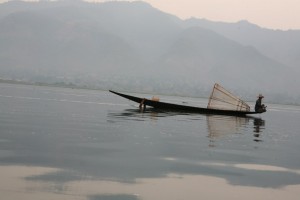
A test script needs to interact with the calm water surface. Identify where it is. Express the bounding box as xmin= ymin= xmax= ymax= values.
xmin=0 ymin=83 xmax=300 ymax=200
